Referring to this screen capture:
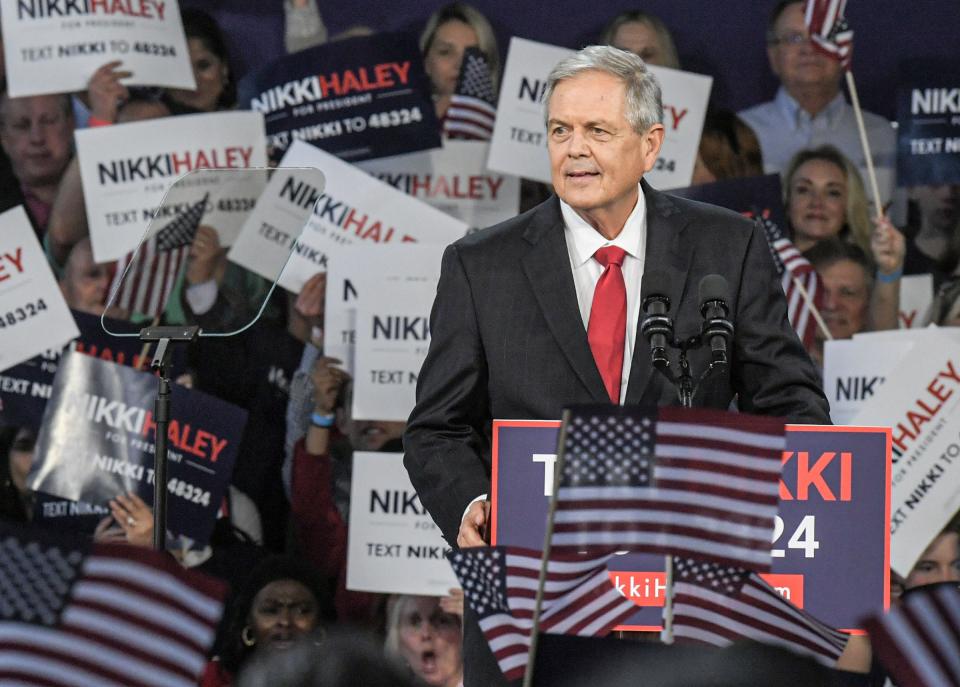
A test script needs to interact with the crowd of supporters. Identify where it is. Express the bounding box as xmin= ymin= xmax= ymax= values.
xmin=1 ymin=1 xmax=958 ymax=685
